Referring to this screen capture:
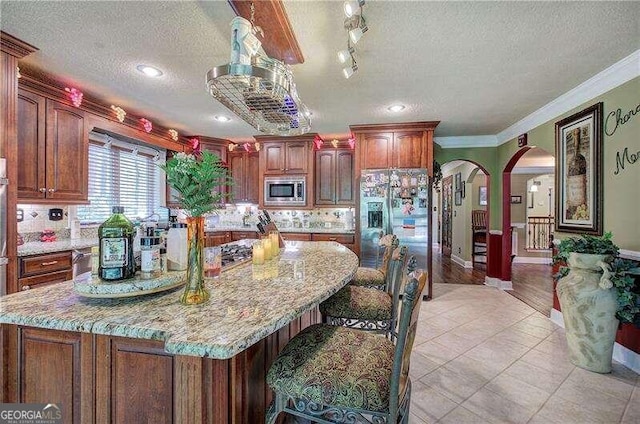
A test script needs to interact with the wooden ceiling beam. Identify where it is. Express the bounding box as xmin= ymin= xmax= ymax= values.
xmin=228 ymin=0 xmax=304 ymax=65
